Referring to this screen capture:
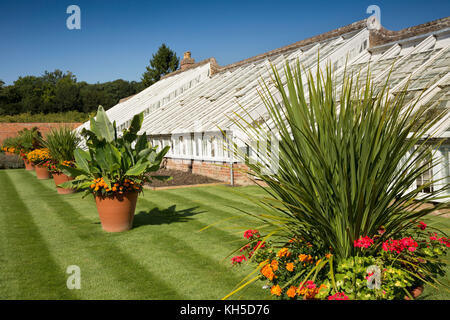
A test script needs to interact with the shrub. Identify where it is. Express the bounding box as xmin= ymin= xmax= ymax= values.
xmin=224 ymin=61 xmax=449 ymax=299
xmin=59 ymin=106 xmax=171 ymax=197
